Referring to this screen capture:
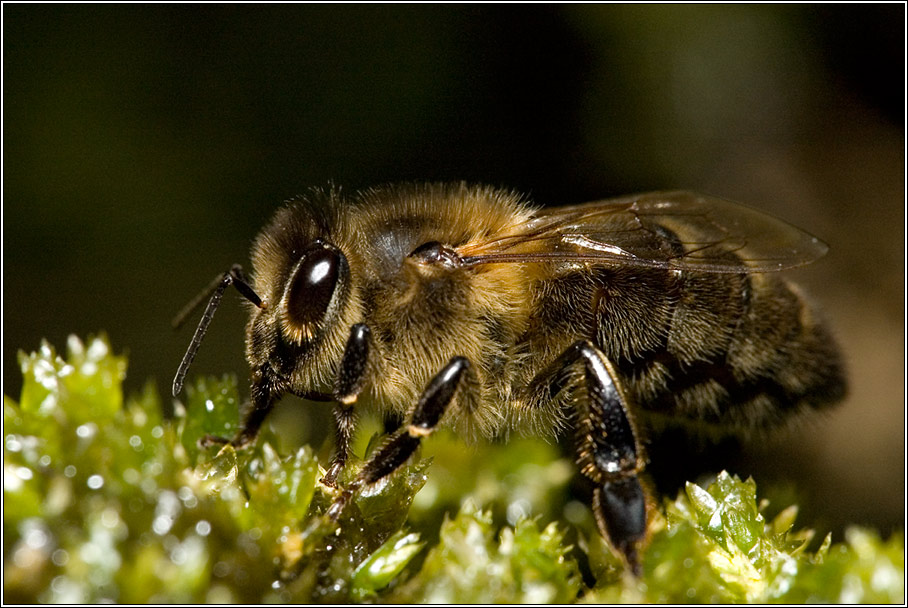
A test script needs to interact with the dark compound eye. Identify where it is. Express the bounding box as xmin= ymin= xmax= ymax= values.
xmin=283 ymin=244 xmax=347 ymax=335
